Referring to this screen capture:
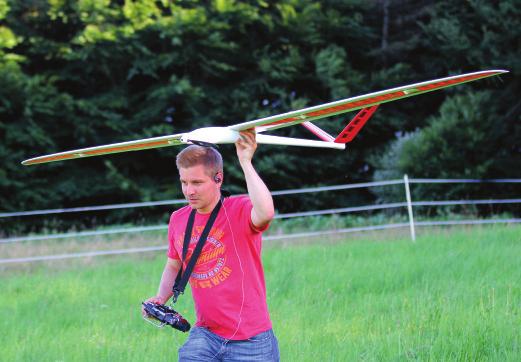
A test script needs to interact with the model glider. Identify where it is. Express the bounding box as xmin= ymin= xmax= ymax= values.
xmin=22 ymin=69 xmax=507 ymax=166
